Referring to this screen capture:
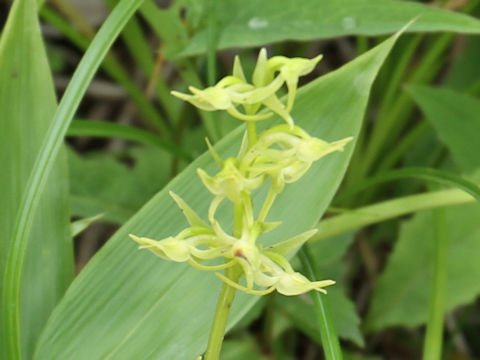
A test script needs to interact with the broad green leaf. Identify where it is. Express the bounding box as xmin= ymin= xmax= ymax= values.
xmin=69 ymin=146 xmax=171 ymax=224
xmin=0 ymin=0 xmax=73 ymax=358
xmin=367 ymin=202 xmax=480 ymax=330
xmin=177 ymin=0 xmax=480 ymax=57
xmin=35 ymin=33 xmax=400 ymax=359
xmin=408 ymin=86 xmax=480 ymax=173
